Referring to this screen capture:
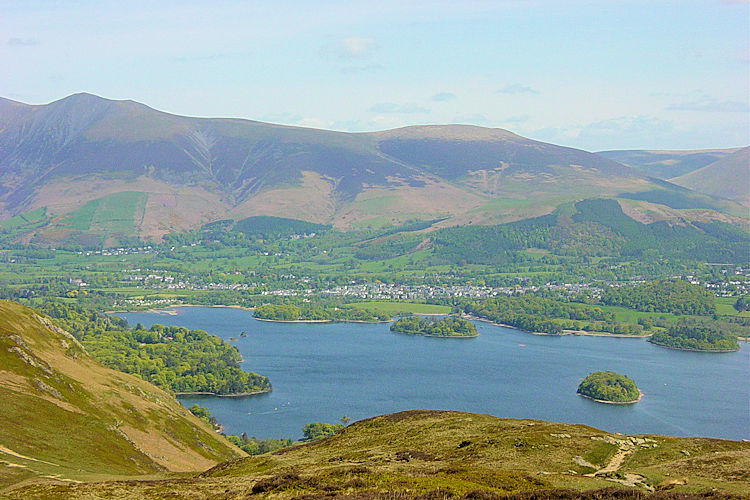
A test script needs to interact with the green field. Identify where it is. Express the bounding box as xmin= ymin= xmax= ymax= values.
xmin=58 ymin=191 xmax=147 ymax=235
xmin=0 ymin=207 xmax=48 ymax=230
xmin=716 ymin=296 xmax=750 ymax=317
xmin=348 ymin=301 xmax=450 ymax=315
xmin=597 ymin=304 xmax=678 ymax=323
